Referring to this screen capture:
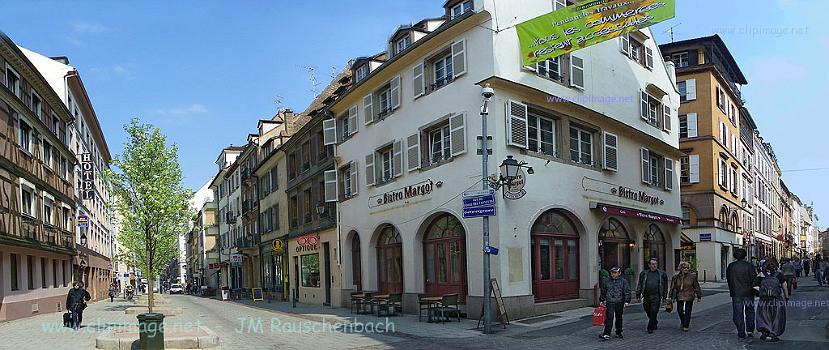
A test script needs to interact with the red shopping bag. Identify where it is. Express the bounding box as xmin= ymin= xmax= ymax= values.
xmin=592 ymin=305 xmax=607 ymax=326
xmin=793 ymin=279 xmax=798 ymax=289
